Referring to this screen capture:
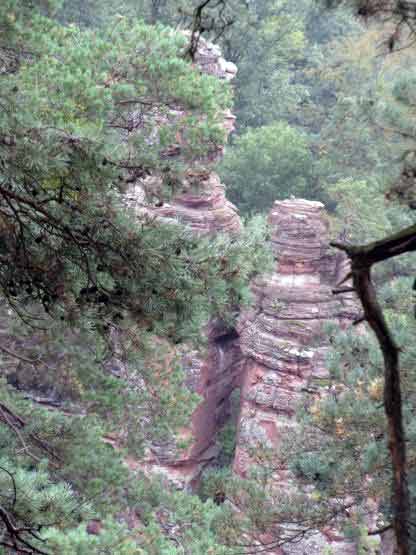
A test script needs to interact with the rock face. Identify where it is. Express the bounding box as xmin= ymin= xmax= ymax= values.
xmin=129 ymin=38 xmax=242 ymax=488
xmin=140 ymin=324 xmax=243 ymax=489
xmin=126 ymin=36 xmax=241 ymax=237
xmin=148 ymin=173 xmax=241 ymax=235
xmin=234 ymin=199 xmax=360 ymax=554
xmin=124 ymin=36 xmax=381 ymax=552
